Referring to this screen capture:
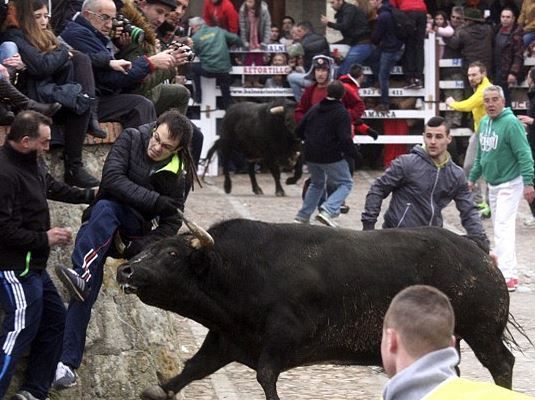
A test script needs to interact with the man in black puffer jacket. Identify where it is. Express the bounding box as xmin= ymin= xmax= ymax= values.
xmin=53 ymin=108 xmax=196 ymax=389
xmin=294 ymin=81 xmax=356 ymax=227
xmin=0 ymin=111 xmax=95 ymax=400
